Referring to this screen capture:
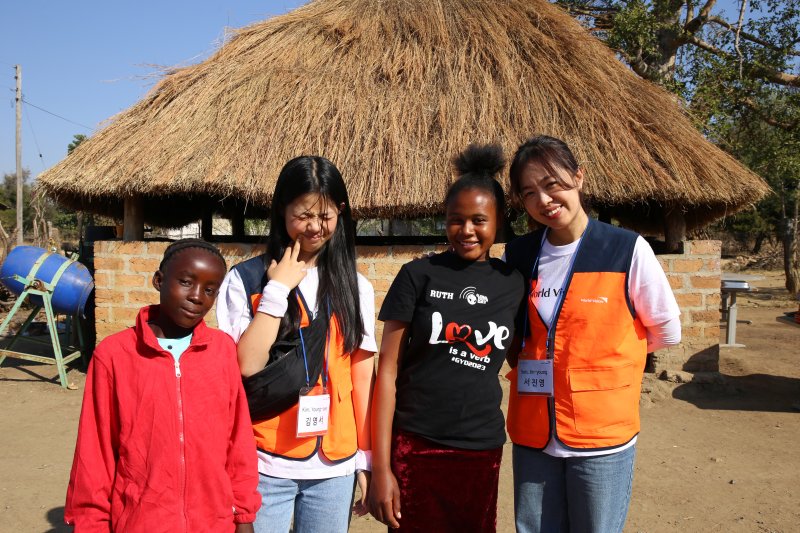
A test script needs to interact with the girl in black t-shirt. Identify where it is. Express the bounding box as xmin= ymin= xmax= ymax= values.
xmin=368 ymin=144 xmax=524 ymax=532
